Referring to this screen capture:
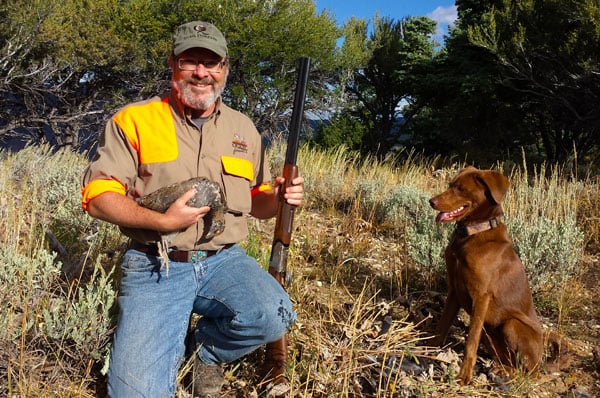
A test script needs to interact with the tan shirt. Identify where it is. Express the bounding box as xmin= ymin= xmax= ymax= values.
xmin=81 ymin=93 xmax=271 ymax=250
